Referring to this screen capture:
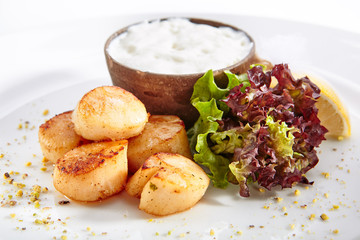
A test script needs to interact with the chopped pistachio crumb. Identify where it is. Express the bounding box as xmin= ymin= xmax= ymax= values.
xmin=31 ymin=185 xmax=41 ymax=200
xmin=33 ymin=185 xmax=41 ymax=192
xmin=337 ymin=165 xmax=344 ymax=170
xmin=58 ymin=200 xmax=70 ymax=205
xmin=320 ymin=213 xmax=329 ymax=221
xmin=309 ymin=214 xmax=316 ymax=220
xmin=324 ymin=193 xmax=329 ymax=198
xmin=333 ymin=205 xmax=339 ymax=209
xmin=34 ymin=219 xmax=44 ymax=224
xmin=16 ymin=190 xmax=23 ymax=197
xmin=236 ymin=230 xmax=243 ymax=235
xmin=258 ymin=188 xmax=265 ymax=193
xmin=25 ymin=162 xmax=32 ymax=167
xmin=321 ymin=172 xmax=330 ymax=178
xmin=30 ymin=196 xmax=37 ymax=202
xmin=294 ymin=189 xmax=300 ymax=196
xmin=149 ymin=182 xmax=158 ymax=191
xmin=43 ymin=109 xmax=49 ymax=116
xmin=13 ymin=182 xmax=26 ymax=188
xmin=275 ymin=197 xmax=283 ymax=202
xmin=179 ymin=233 xmax=186 ymax=237
xmin=0 ymin=153 xmax=4 ymax=158
xmin=282 ymin=206 xmax=287 ymax=212
xmin=34 ymin=200 xmax=40 ymax=209
xmin=18 ymin=124 xmax=23 ymax=130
